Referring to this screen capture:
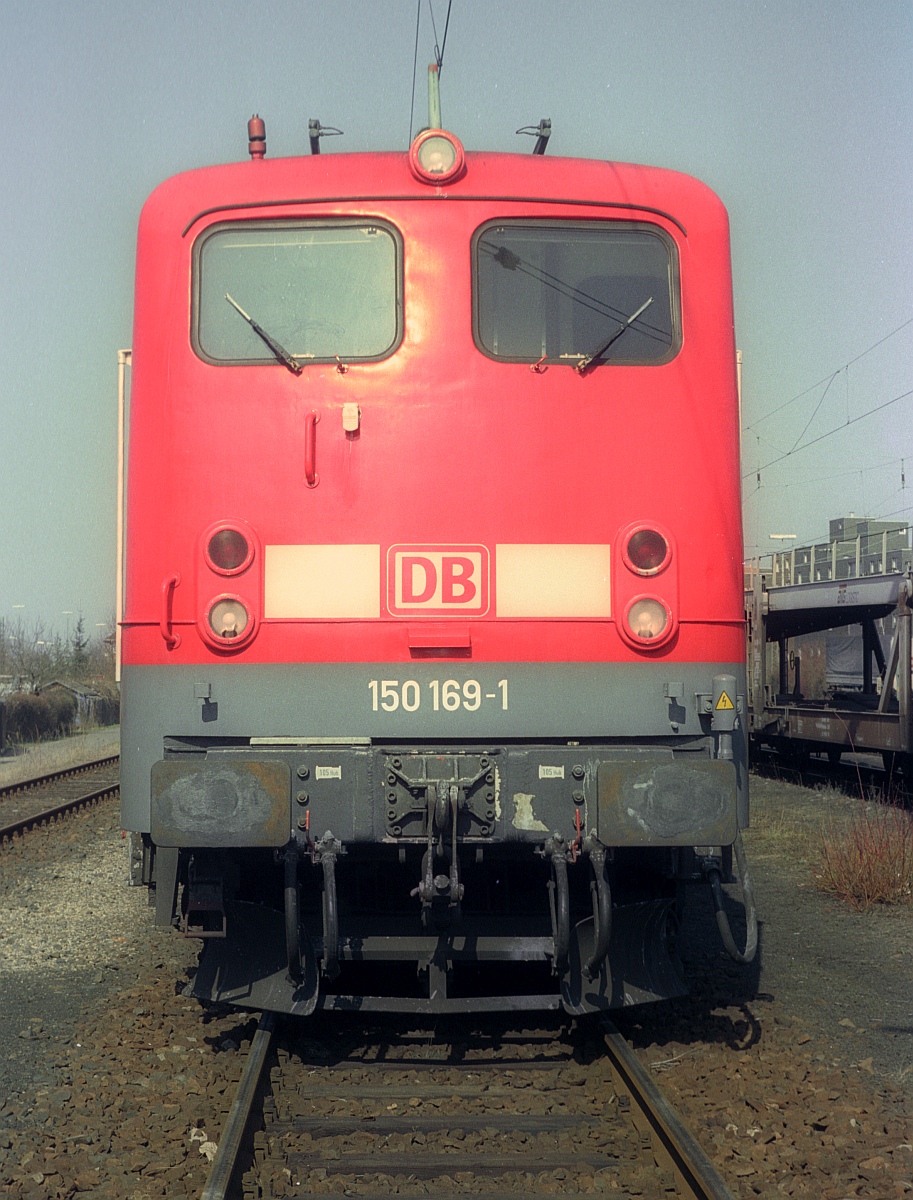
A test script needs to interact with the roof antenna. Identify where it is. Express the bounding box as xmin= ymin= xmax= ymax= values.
xmin=308 ymin=119 xmax=344 ymax=155
xmin=516 ymin=118 xmax=552 ymax=155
